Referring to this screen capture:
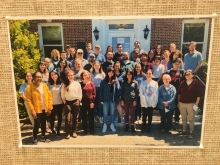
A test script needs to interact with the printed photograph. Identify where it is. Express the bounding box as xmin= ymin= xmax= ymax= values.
xmin=10 ymin=17 xmax=211 ymax=146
